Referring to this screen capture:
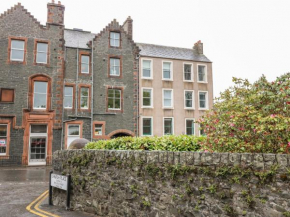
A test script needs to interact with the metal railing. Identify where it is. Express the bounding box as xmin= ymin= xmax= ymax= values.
xmin=0 ymin=155 xmax=53 ymax=167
